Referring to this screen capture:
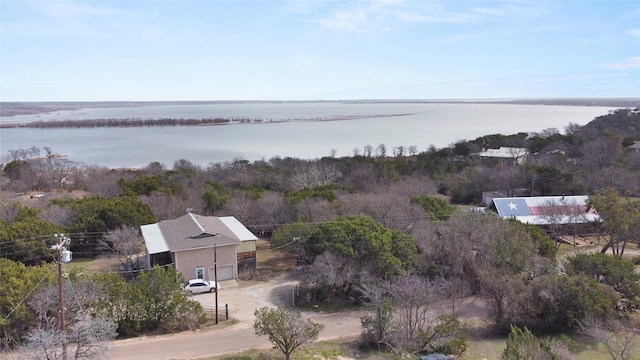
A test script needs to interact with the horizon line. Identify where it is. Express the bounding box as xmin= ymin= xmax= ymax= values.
xmin=2 ymin=97 xmax=640 ymax=104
